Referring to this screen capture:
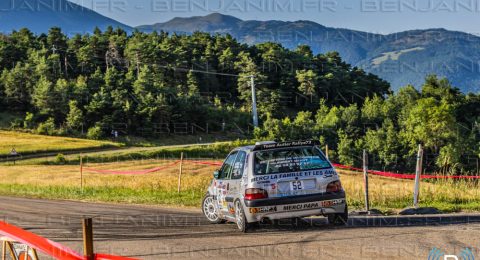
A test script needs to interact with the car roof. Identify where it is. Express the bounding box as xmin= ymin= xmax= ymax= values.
xmin=234 ymin=145 xmax=255 ymax=152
